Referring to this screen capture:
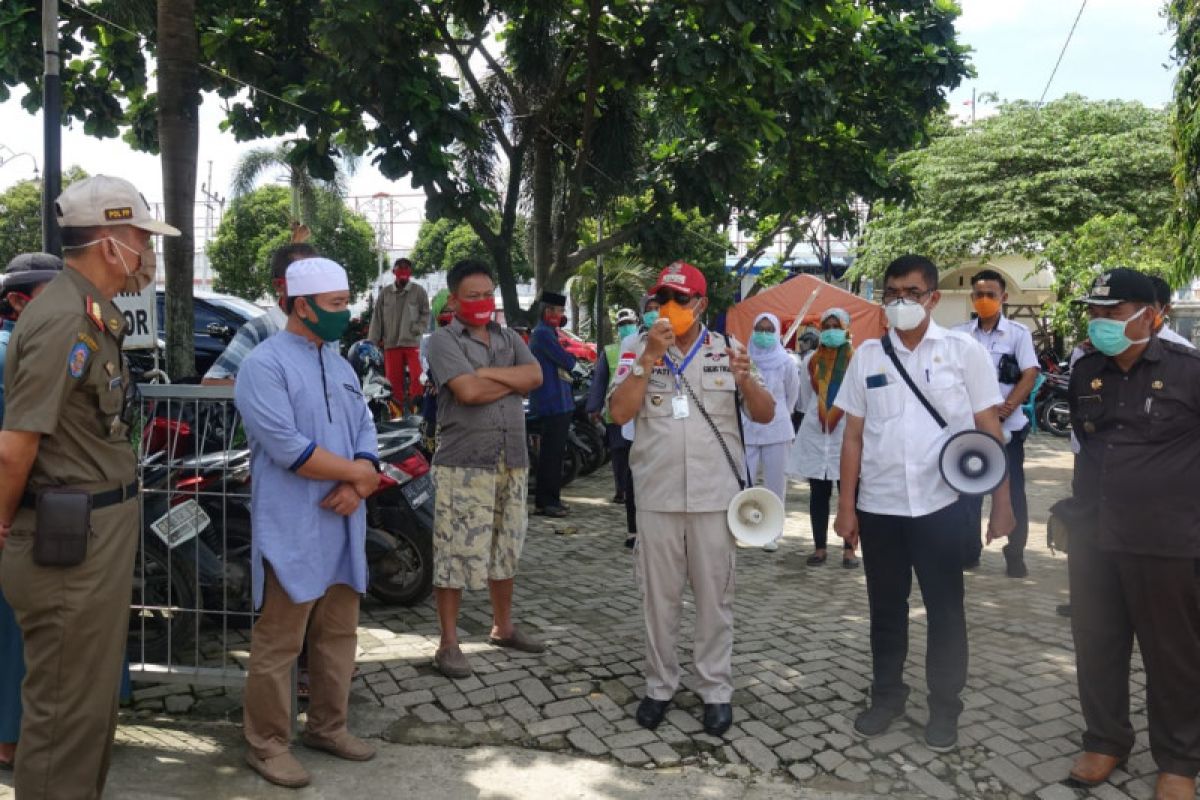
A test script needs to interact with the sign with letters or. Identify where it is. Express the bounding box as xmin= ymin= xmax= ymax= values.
xmin=112 ymin=284 xmax=157 ymax=350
